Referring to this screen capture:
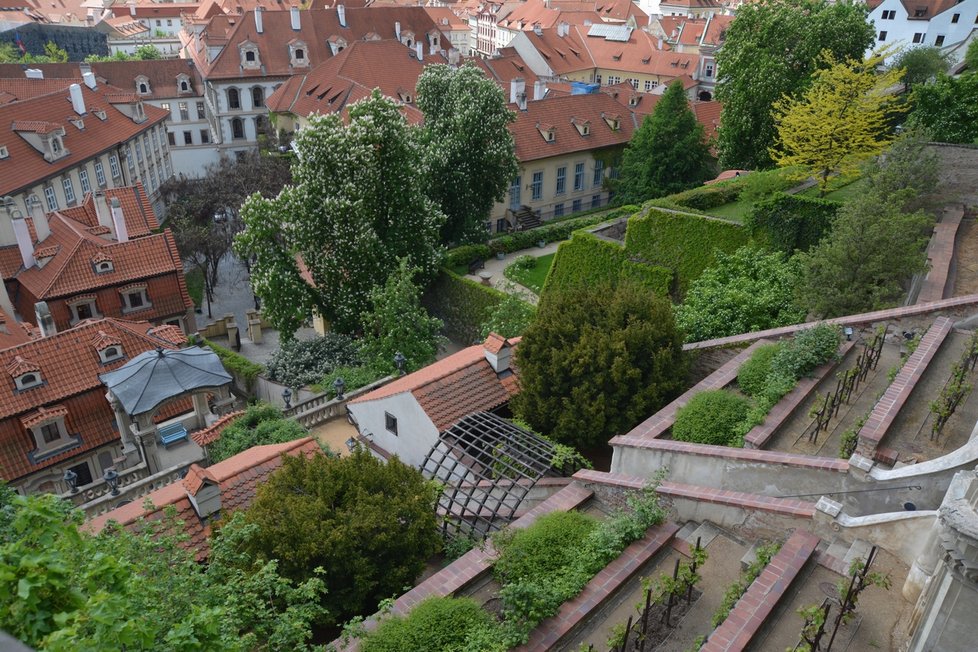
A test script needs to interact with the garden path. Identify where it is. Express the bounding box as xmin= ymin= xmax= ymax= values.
xmin=463 ymin=241 xmax=561 ymax=304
